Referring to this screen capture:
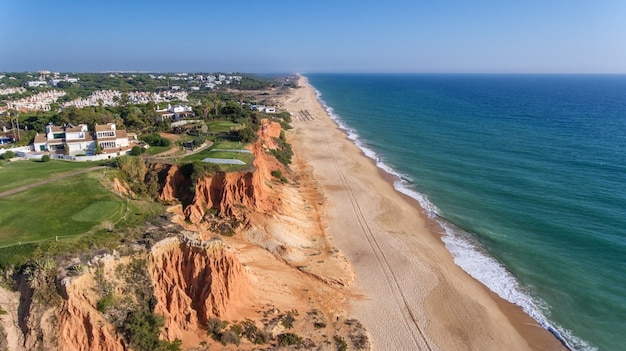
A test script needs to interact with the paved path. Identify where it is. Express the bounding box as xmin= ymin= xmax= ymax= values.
xmin=0 ymin=166 xmax=105 ymax=199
